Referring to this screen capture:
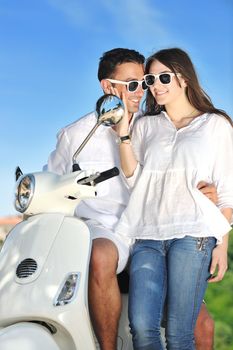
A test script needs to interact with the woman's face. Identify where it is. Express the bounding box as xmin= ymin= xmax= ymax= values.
xmin=148 ymin=60 xmax=186 ymax=107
